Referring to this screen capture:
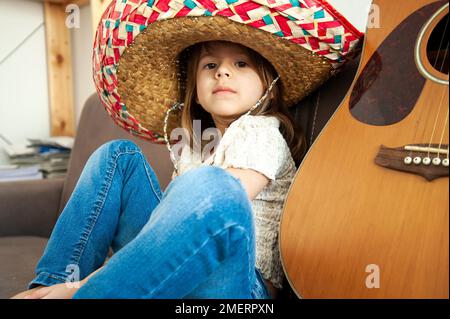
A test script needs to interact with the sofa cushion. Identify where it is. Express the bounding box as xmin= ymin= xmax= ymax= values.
xmin=0 ymin=236 xmax=48 ymax=298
